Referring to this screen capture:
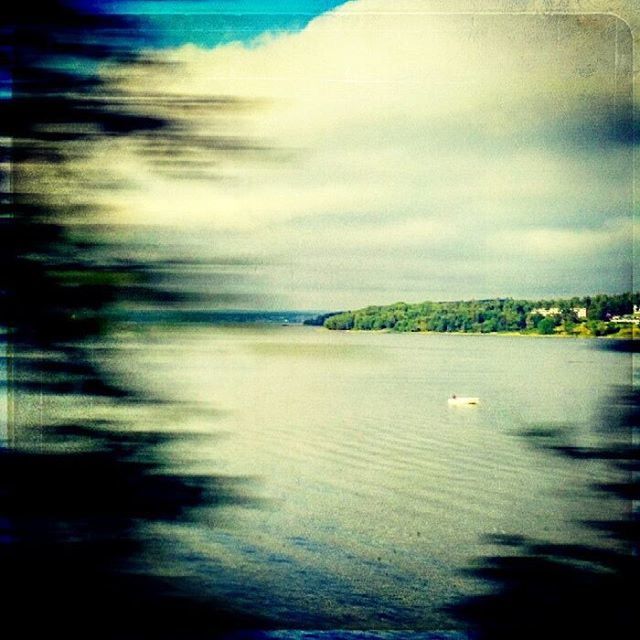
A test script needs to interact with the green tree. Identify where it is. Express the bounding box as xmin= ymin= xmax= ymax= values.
xmin=538 ymin=317 xmax=557 ymax=335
